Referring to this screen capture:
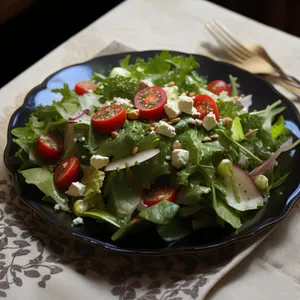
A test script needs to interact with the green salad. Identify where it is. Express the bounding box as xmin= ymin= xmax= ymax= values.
xmin=12 ymin=51 xmax=300 ymax=243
